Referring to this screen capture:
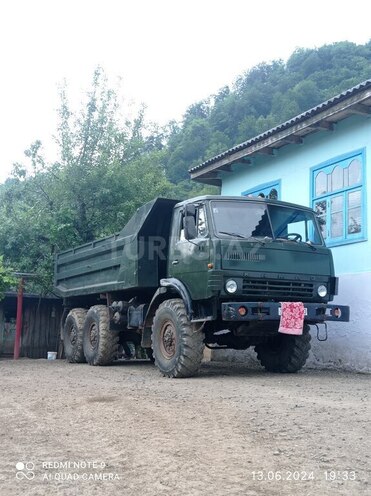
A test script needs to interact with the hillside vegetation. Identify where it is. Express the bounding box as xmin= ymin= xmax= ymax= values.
xmin=165 ymin=41 xmax=371 ymax=182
